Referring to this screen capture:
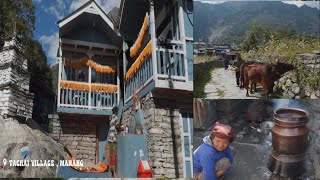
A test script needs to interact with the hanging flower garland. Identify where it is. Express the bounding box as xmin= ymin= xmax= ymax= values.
xmin=86 ymin=60 xmax=116 ymax=74
xmin=91 ymin=83 xmax=117 ymax=93
xmin=60 ymin=80 xmax=90 ymax=91
xmin=126 ymin=41 xmax=152 ymax=81
xmin=130 ymin=13 xmax=149 ymax=58
xmin=60 ymin=81 xmax=117 ymax=93
xmin=64 ymin=59 xmax=116 ymax=74
xmin=64 ymin=59 xmax=88 ymax=69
